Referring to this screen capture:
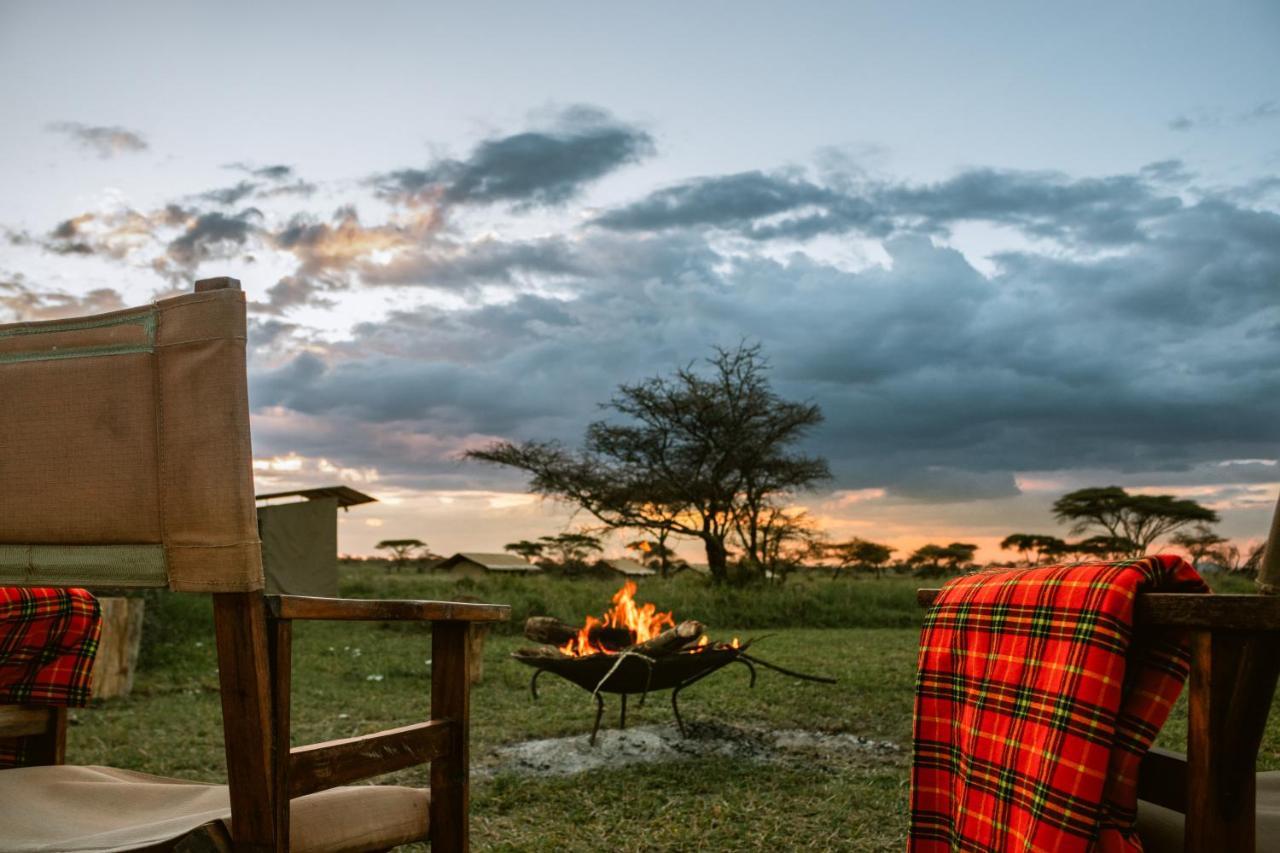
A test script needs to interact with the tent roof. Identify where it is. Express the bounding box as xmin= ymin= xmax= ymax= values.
xmin=256 ymin=485 xmax=378 ymax=508
xmin=602 ymin=558 xmax=656 ymax=576
xmin=439 ymin=552 xmax=541 ymax=571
